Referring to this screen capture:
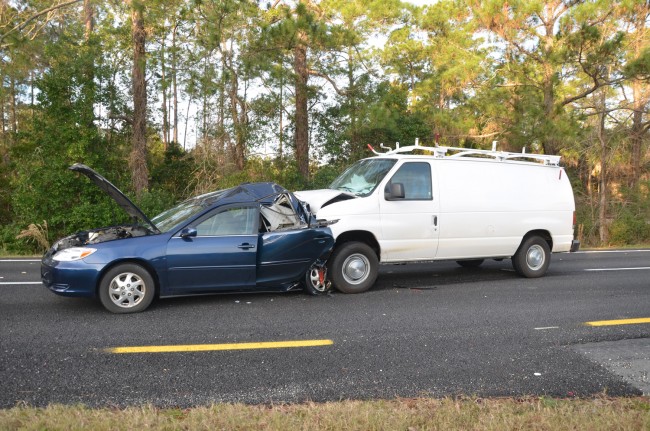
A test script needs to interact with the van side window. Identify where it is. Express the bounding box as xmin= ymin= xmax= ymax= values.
xmin=386 ymin=162 xmax=432 ymax=200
